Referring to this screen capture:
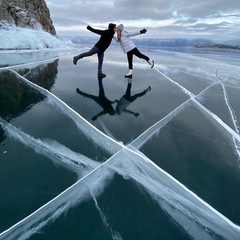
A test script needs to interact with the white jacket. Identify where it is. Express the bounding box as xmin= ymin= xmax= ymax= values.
xmin=115 ymin=30 xmax=141 ymax=53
